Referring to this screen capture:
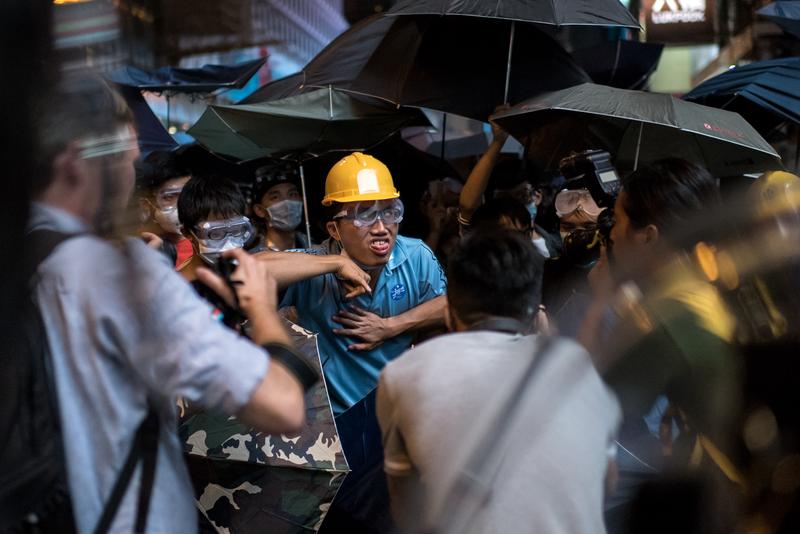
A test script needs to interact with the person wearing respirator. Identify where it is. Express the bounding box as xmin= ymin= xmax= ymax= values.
xmin=250 ymin=165 xmax=310 ymax=252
